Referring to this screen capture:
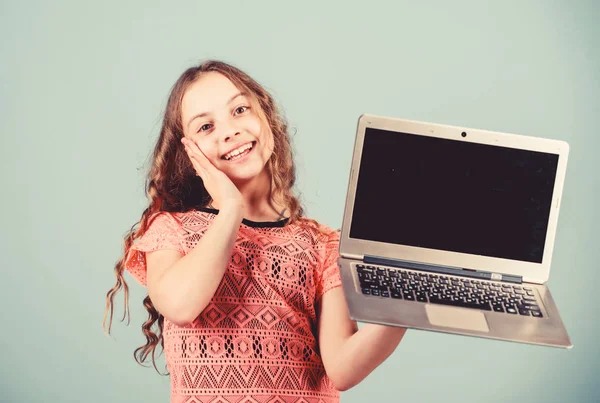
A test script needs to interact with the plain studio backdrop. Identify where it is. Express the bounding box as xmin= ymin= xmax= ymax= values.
xmin=1 ymin=1 xmax=598 ymax=402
